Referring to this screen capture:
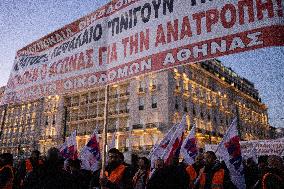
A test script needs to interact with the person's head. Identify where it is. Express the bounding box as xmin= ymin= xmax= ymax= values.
xmin=47 ymin=147 xmax=60 ymax=163
xmin=246 ymin=157 xmax=257 ymax=167
xmin=0 ymin=153 xmax=13 ymax=167
xmin=267 ymin=155 xmax=283 ymax=169
xmin=204 ymin=151 xmax=217 ymax=166
xmin=131 ymin=154 xmax=138 ymax=165
xmin=138 ymin=157 xmax=150 ymax=170
xmin=154 ymin=158 xmax=164 ymax=170
xmin=70 ymin=159 xmax=81 ymax=172
xmin=31 ymin=150 xmax=40 ymax=161
xmin=118 ymin=151 xmax=124 ymax=162
xmin=170 ymin=156 xmax=179 ymax=166
xmin=195 ymin=154 xmax=204 ymax=166
xmin=258 ymin=155 xmax=268 ymax=169
xmin=108 ymin=148 xmax=122 ymax=167
xmin=198 ymin=148 xmax=204 ymax=154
